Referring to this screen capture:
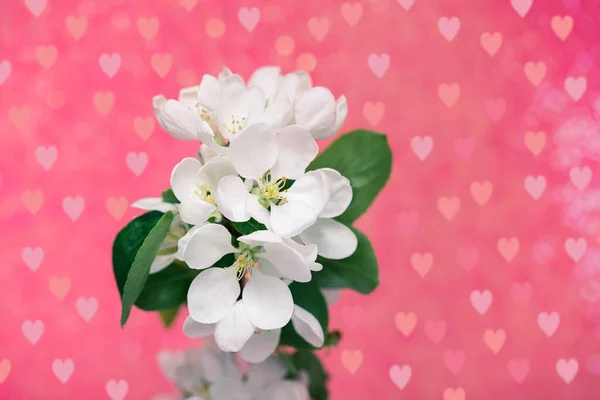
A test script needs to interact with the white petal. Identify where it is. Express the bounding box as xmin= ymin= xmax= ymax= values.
xmin=152 ymin=95 xmax=167 ymax=121
xmin=184 ymin=224 xmax=236 ymax=269
xmin=216 ymin=176 xmax=251 ymax=222
xmin=131 ymin=197 xmax=177 ymax=213
xmin=179 ymin=197 xmax=215 ymax=226
xmin=299 ymin=218 xmax=357 ymax=260
xmin=243 ymin=269 xmax=294 ymax=330
xmin=197 ymin=74 xmax=220 ymax=111
xmin=317 ymin=168 xmax=352 ymax=218
xmin=266 ymin=381 xmax=310 ymax=400
xmin=218 ymin=67 xmax=233 ymax=81
xmin=283 ymin=238 xmax=318 ymax=263
xmin=197 ymin=156 xmax=238 ymax=187
xmin=270 ymin=125 xmax=319 ymax=180
xmin=229 ymin=123 xmax=278 ymax=180
xmin=245 ymin=356 xmax=287 ymax=390
xmin=182 ymin=316 xmax=215 ymax=338
xmin=159 ymin=99 xmax=203 ymax=140
xmin=240 ymin=329 xmax=281 ymax=363
xmin=150 ymin=255 xmax=175 ymax=274
xmin=244 ymin=87 xmax=267 ymax=127
xmin=286 ymin=171 xmax=331 ymax=215
xmin=199 ymin=347 xmax=241 ymax=383
xmin=238 ymin=230 xmax=282 ymax=246
xmin=294 ymin=87 xmax=337 ymax=140
xmin=188 ymin=267 xmax=240 ymax=323
xmin=198 ymin=123 xmax=227 ymax=155
xmin=214 ymin=301 xmax=255 ymax=352
xmin=291 ymin=305 xmax=324 ymax=347
xmin=170 ymin=157 xmax=201 ymax=201
xmin=175 ymin=225 xmax=201 ymax=260
xmin=216 ymin=75 xmax=251 ymax=139
xmin=334 ymin=95 xmax=348 ymax=134
xmin=274 ymin=71 xmax=312 ymax=105
xmin=270 ymin=201 xmax=318 ymax=238
xmin=209 ymin=377 xmax=250 ymax=400
xmin=257 ymin=258 xmax=284 ymax=278
xmin=178 ymin=85 xmax=200 ymax=107
xmin=262 ymin=96 xmax=293 ymax=130
xmin=246 ymin=194 xmax=271 ymax=227
xmin=198 ymin=143 xmax=220 ymax=164
xmin=259 ymin=242 xmax=312 ymax=282
xmin=249 ymin=66 xmax=282 ymax=101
